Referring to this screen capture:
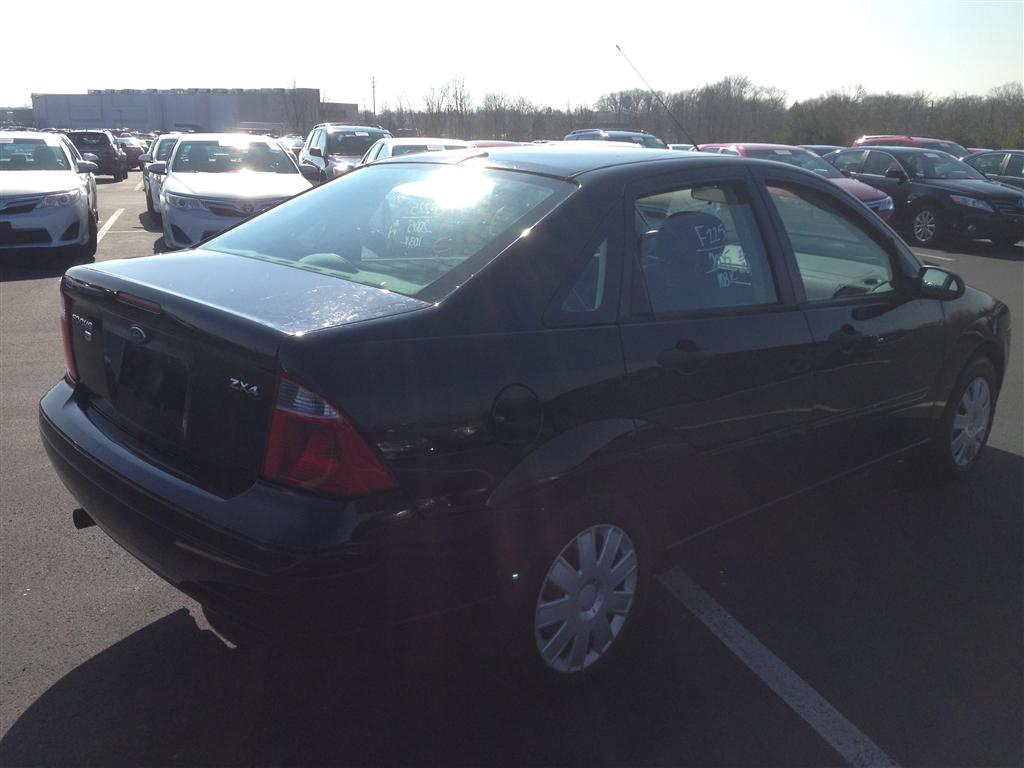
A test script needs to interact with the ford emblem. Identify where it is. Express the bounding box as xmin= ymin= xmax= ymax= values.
xmin=129 ymin=325 xmax=148 ymax=344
